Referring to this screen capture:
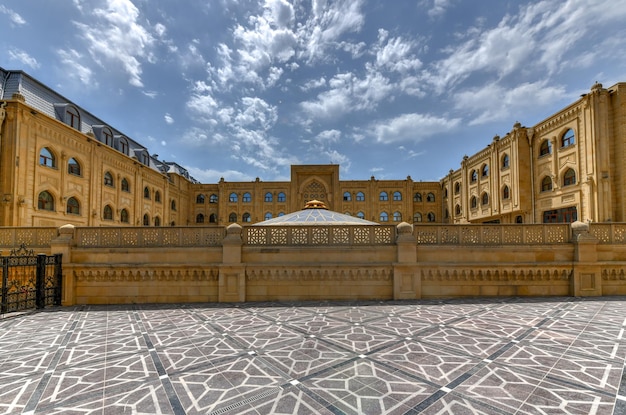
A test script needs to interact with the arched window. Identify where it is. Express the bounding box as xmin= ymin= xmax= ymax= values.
xmin=356 ymin=192 xmax=365 ymax=201
xmin=265 ymin=212 xmax=272 ymax=220
xmin=118 ymin=137 xmax=129 ymax=155
xmin=155 ymin=191 xmax=161 ymax=203
xmin=171 ymin=221 xmax=176 ymax=227
xmin=144 ymin=187 xmax=150 ymax=199
xmin=444 ymin=209 xmax=449 ymax=219
xmin=196 ymin=194 xmax=205 ymax=204
xmin=356 ymin=211 xmax=365 ymax=219
xmin=470 ymin=170 xmax=478 ymax=182
xmin=379 ymin=191 xmax=388 ymax=201
xmin=121 ymin=178 xmax=130 ymax=192
xmin=471 ymin=196 xmax=478 ymax=209
xmin=444 ymin=188 xmax=448 ymax=198
xmin=454 ymin=182 xmax=461 ymax=195
xmin=143 ymin=214 xmax=150 ymax=226
xmin=502 ymin=154 xmax=510 ymax=169
xmin=154 ymin=216 xmax=161 ymax=227
xmin=209 ymin=213 xmax=217 ymax=223
xmin=393 ymin=191 xmax=402 ymax=201
xmin=170 ymin=200 xmax=176 ymax=211
xmin=481 ymin=192 xmax=489 ymax=206
xmin=343 ymin=191 xmax=352 ymax=201
xmin=66 ymin=197 xmax=80 ymax=215
xmin=563 ymin=168 xmax=576 ymax=186
xmin=427 ymin=212 xmax=435 ymax=222
xmin=277 ymin=192 xmax=286 ymax=202
xmin=502 ymin=185 xmax=510 ymax=200
xmin=481 ymin=164 xmax=489 ymax=177
xmin=196 ymin=213 xmax=205 ymax=223
xmin=228 ymin=212 xmax=237 ymax=222
xmin=541 ymin=176 xmax=552 ymax=192
xmin=393 ymin=211 xmax=402 ymax=222
xmin=242 ymin=192 xmax=251 ymax=203
xmin=242 ymin=212 xmax=251 ymax=222
xmin=414 ymin=192 xmax=422 ymax=202
xmin=209 ymin=194 xmax=218 ymax=203
xmin=414 ymin=212 xmax=422 ymax=222
xmin=38 ymin=191 xmax=55 ymax=211
xmin=455 ymin=204 xmax=461 ymax=215
xmin=120 ymin=209 xmax=129 ymax=223
xmin=561 ymin=129 xmax=575 ymax=147
xmin=103 ymin=205 xmax=113 ymax=220
xmin=265 ymin=192 xmax=273 ymax=202
xmin=379 ymin=211 xmax=388 ymax=222
xmin=229 ymin=193 xmax=238 ymax=203
xmin=278 ymin=212 xmax=285 ymax=217
xmin=539 ymin=140 xmax=551 ymax=156
xmin=515 ymin=215 xmax=523 ymax=224
xmin=66 ymin=106 xmax=80 ymax=129
xmin=39 ymin=147 xmax=56 ymax=168
xmin=68 ymin=158 xmax=81 ymax=176
xmin=426 ymin=193 xmax=435 ymax=202
xmin=104 ymin=172 xmax=114 ymax=187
